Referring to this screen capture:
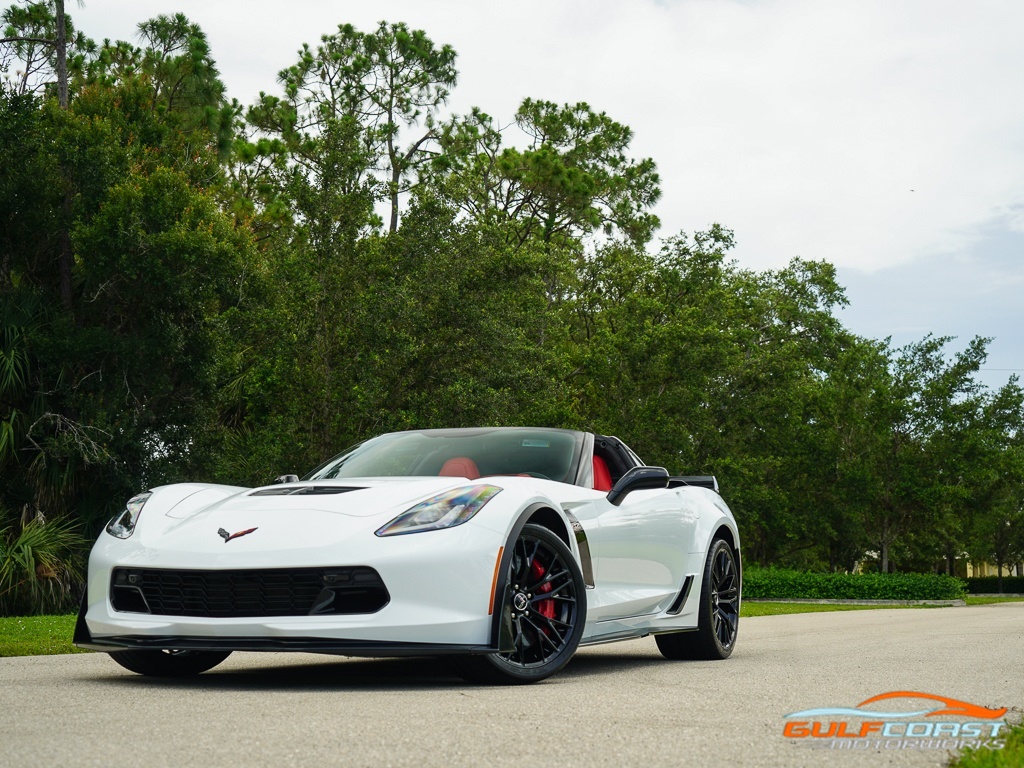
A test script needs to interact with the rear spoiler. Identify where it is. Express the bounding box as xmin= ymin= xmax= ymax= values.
xmin=668 ymin=475 xmax=719 ymax=493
